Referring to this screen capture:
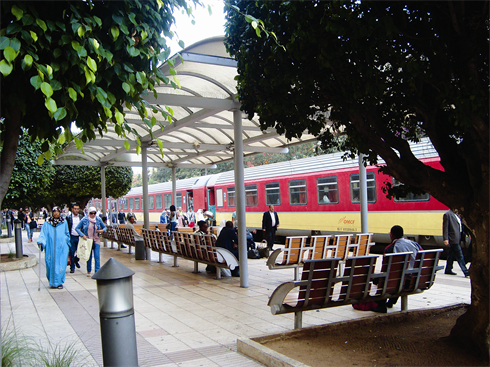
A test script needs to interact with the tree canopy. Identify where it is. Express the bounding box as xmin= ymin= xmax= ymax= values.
xmin=0 ymin=0 xmax=198 ymax=212
xmin=2 ymin=131 xmax=132 ymax=210
xmin=225 ymin=0 xmax=489 ymax=358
